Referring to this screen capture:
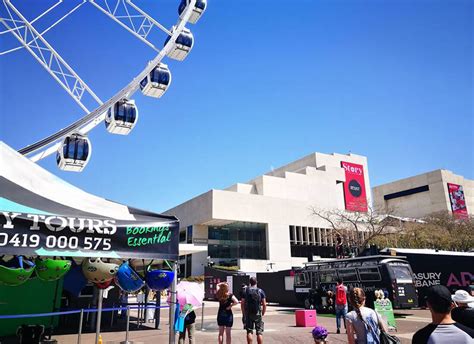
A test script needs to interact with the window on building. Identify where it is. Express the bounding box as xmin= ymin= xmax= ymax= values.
xmin=302 ymin=227 xmax=308 ymax=244
xmin=187 ymin=225 xmax=193 ymax=244
xmin=179 ymin=230 xmax=186 ymax=243
xmin=178 ymin=263 xmax=185 ymax=278
xmin=296 ymin=226 xmax=301 ymax=243
xmin=308 ymin=228 xmax=313 ymax=244
xmin=208 ymin=222 xmax=267 ymax=260
xmin=289 ymin=226 xmax=295 ymax=244
xmin=186 ymin=254 xmax=192 ymax=277
xmin=321 ymin=228 xmax=328 ymax=246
